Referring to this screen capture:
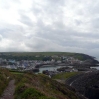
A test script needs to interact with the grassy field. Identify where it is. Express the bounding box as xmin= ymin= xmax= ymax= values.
xmin=52 ymin=72 xmax=79 ymax=80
